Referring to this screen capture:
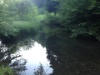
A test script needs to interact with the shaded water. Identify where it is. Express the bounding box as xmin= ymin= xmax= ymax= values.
xmin=46 ymin=36 xmax=100 ymax=75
